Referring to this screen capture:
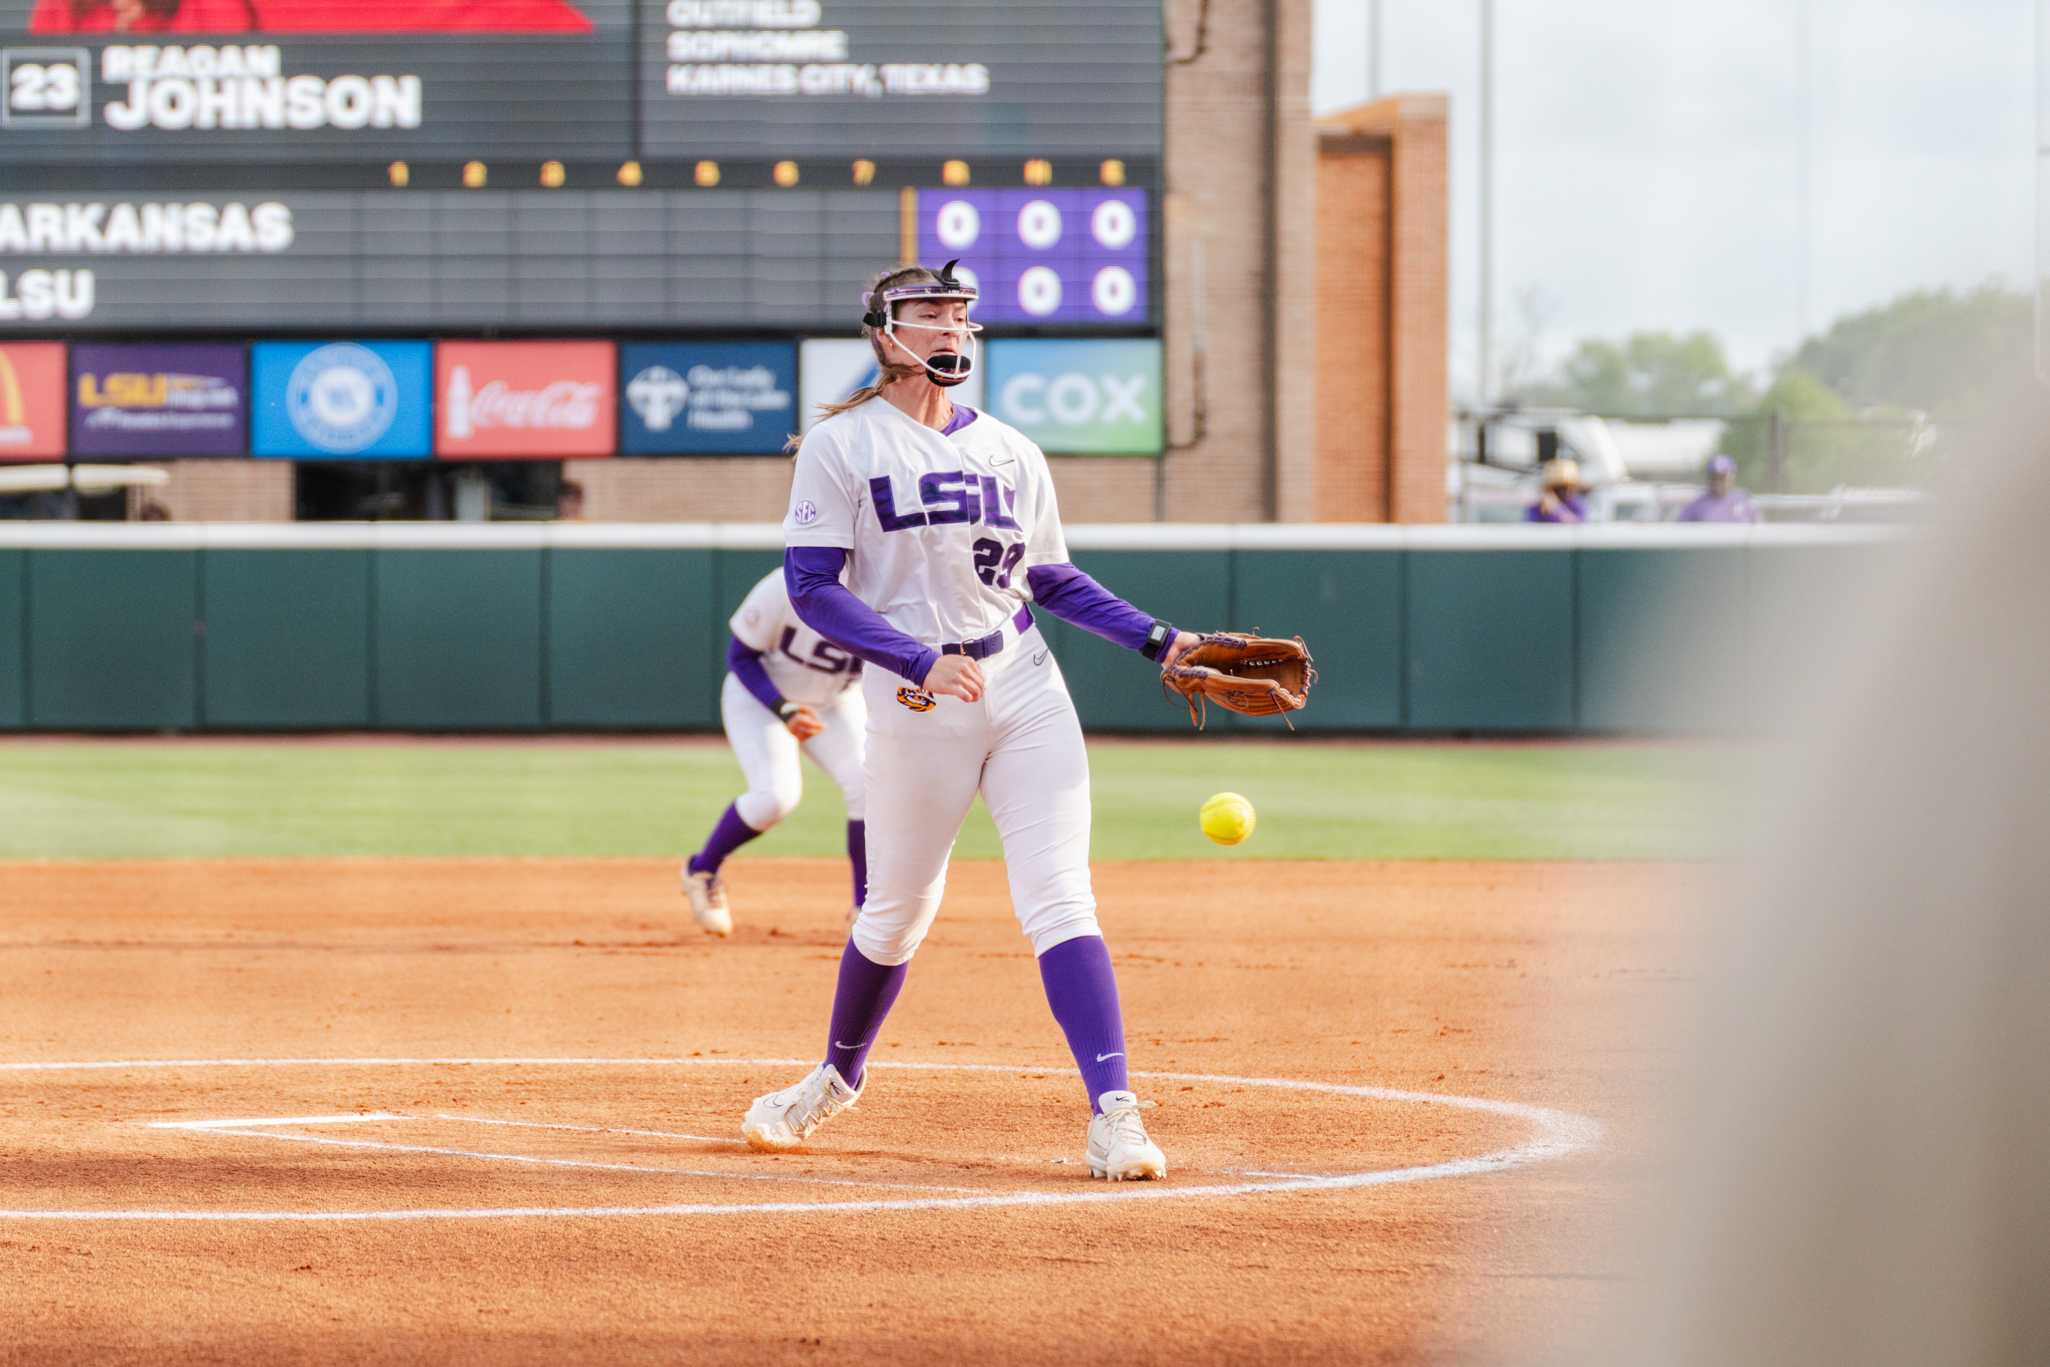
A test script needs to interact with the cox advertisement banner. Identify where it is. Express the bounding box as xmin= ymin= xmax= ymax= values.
xmin=0 ymin=341 xmax=66 ymax=459
xmin=621 ymin=342 xmax=795 ymax=456
xmin=70 ymin=342 xmax=246 ymax=457
xmin=985 ymin=339 xmax=1161 ymax=455
xmin=796 ymin=337 xmax=983 ymax=434
xmin=252 ymin=340 xmax=432 ymax=459
xmin=436 ymin=340 xmax=614 ymax=459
